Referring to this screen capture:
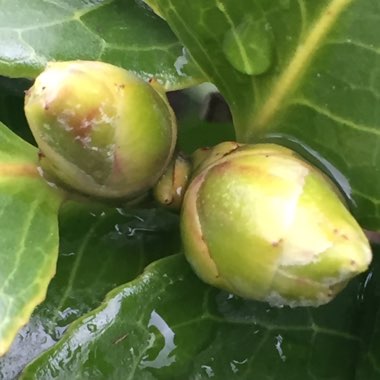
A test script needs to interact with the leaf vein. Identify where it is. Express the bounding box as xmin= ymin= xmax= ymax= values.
xmin=293 ymin=99 xmax=380 ymax=137
xmin=166 ymin=0 xmax=233 ymax=100
xmin=51 ymin=214 xmax=105 ymax=325
xmin=214 ymin=0 xmax=252 ymax=74
xmin=327 ymin=38 xmax=380 ymax=56
xmin=0 ymin=194 xmax=42 ymax=295
xmin=250 ymin=0 xmax=353 ymax=136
